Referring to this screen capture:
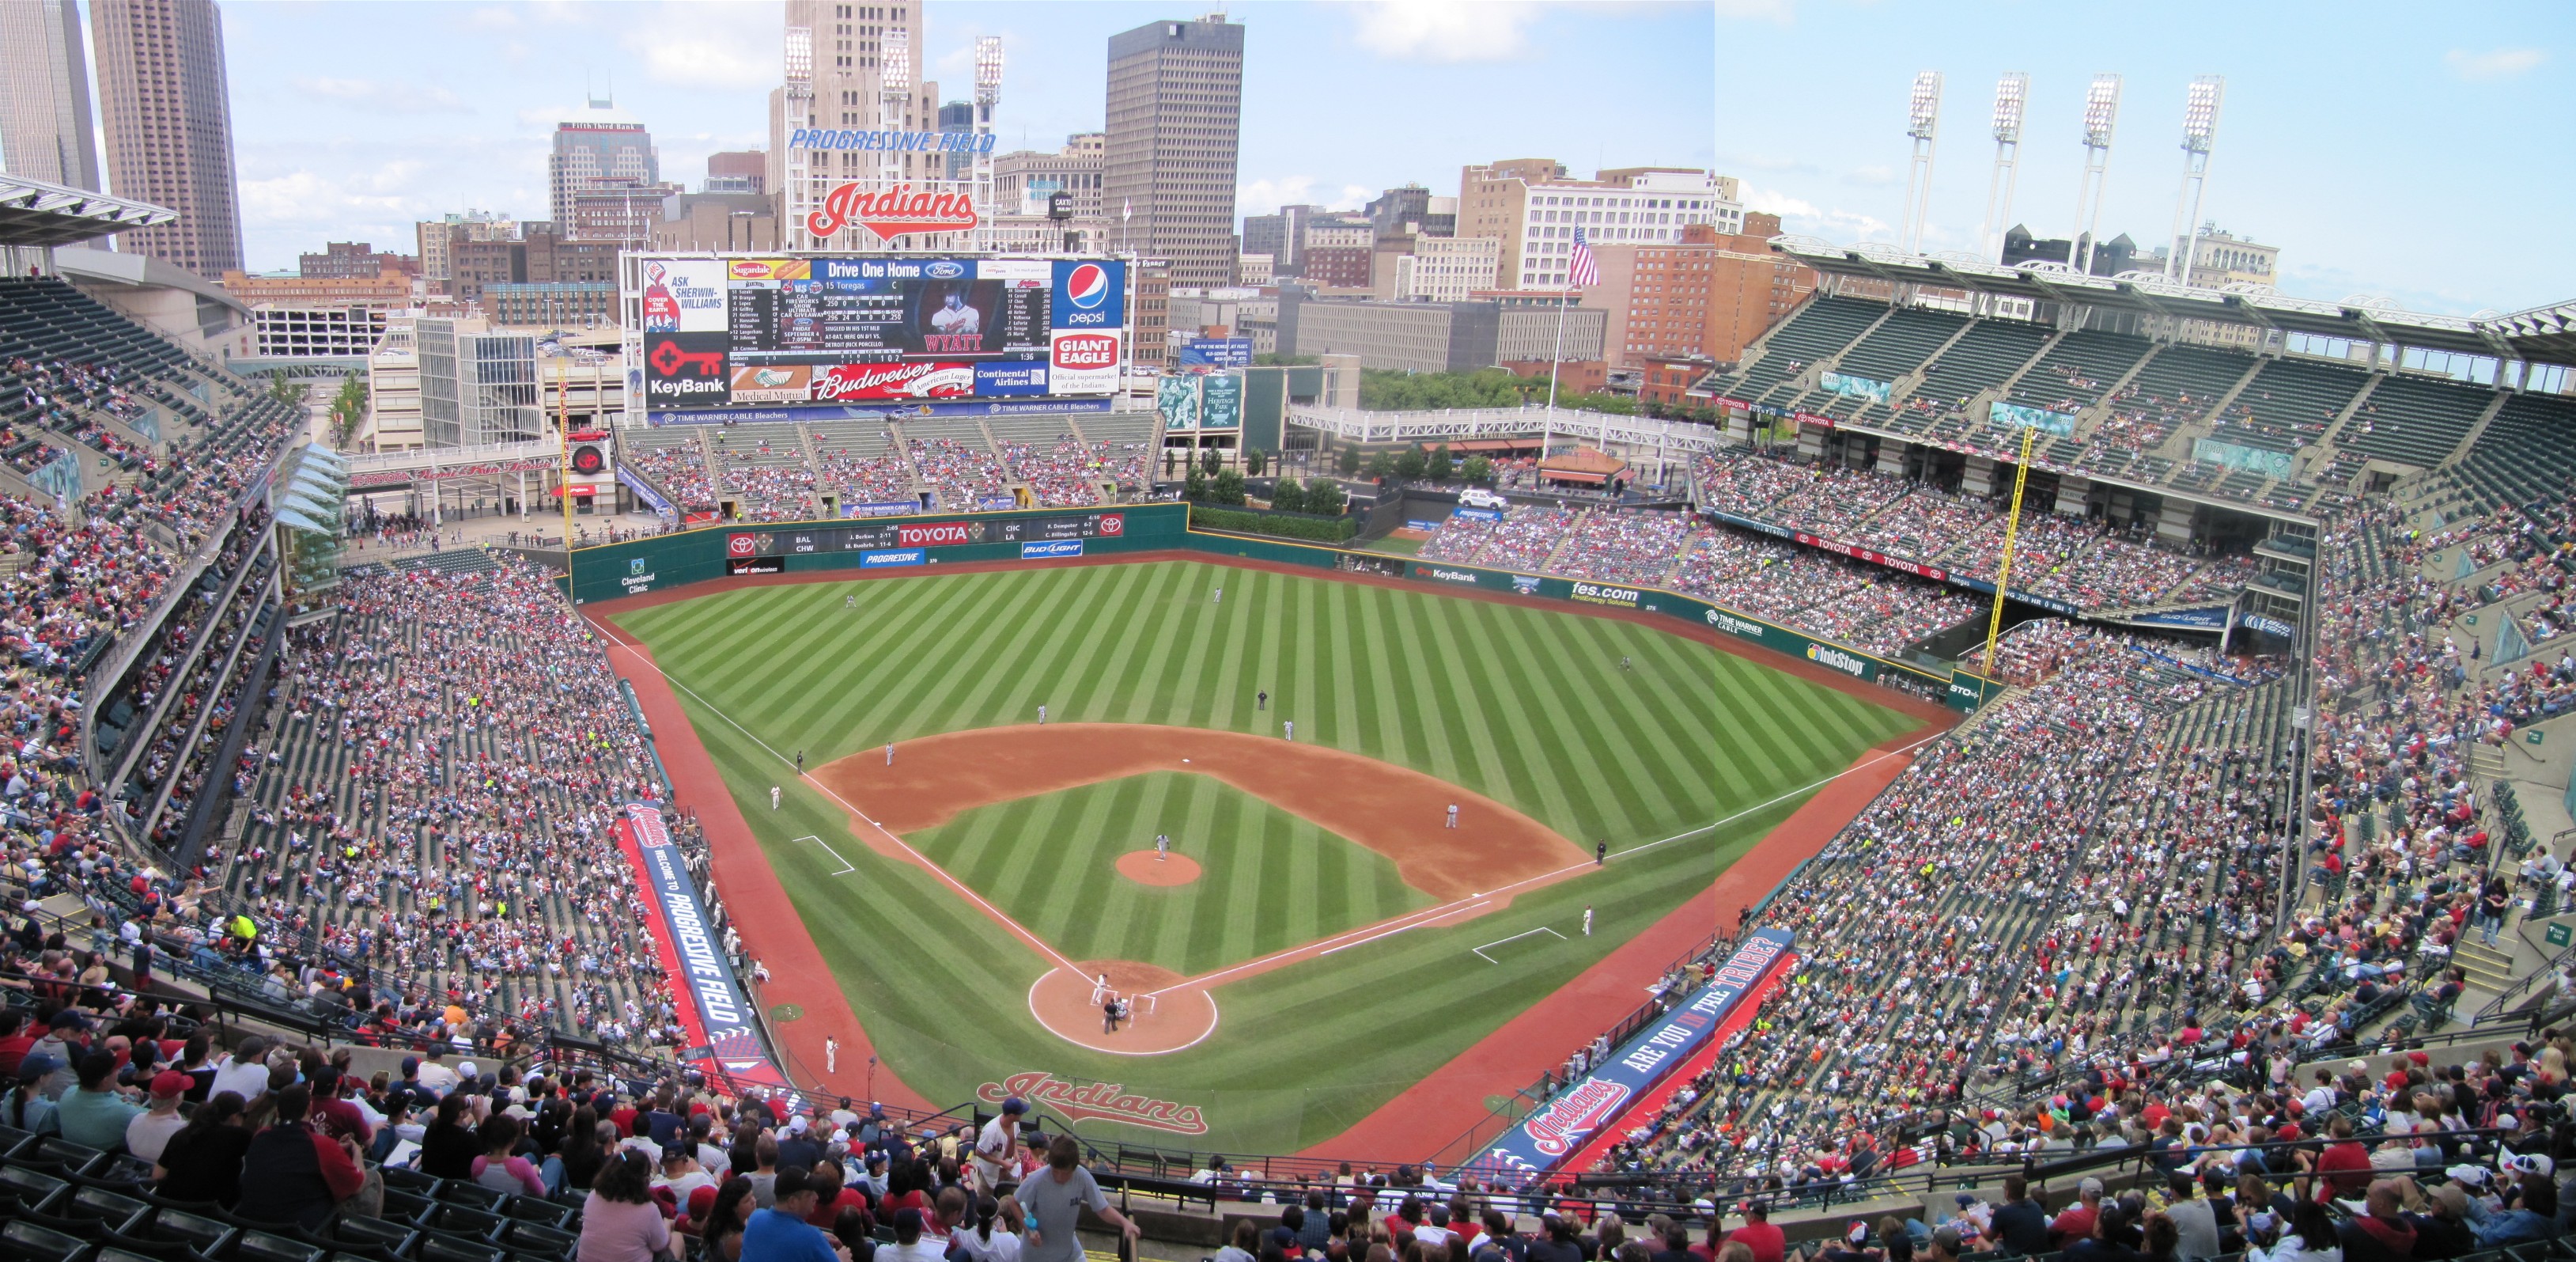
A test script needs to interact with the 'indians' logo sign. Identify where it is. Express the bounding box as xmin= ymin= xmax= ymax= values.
xmin=976 ymin=1071 xmax=1209 ymax=1136
xmin=808 ymin=181 xmax=980 ymax=241
xmin=1523 ymin=1078 xmax=1631 ymax=1157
